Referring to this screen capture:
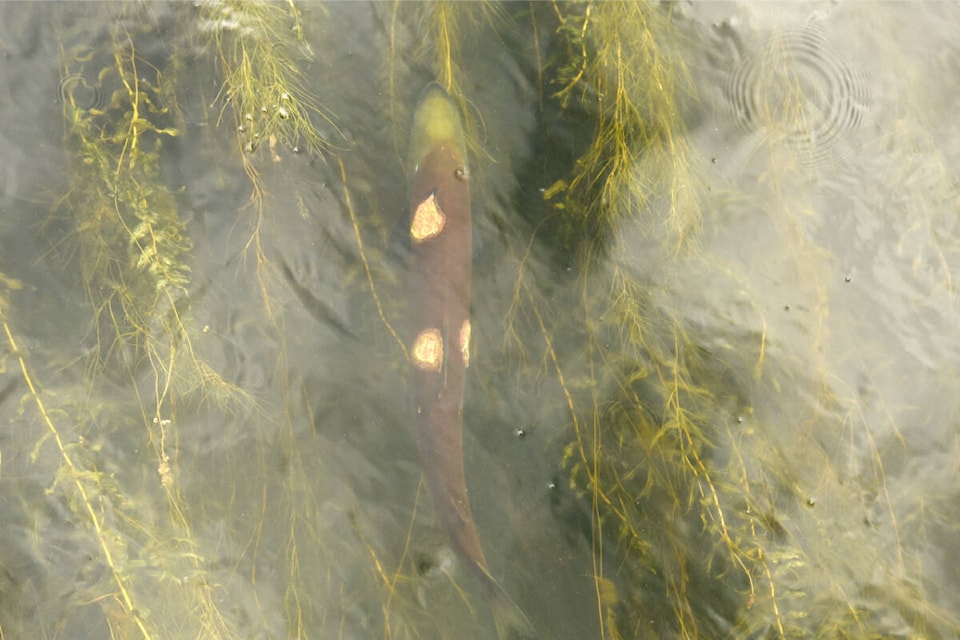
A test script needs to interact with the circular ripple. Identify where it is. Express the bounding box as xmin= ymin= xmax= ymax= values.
xmin=725 ymin=23 xmax=870 ymax=166
xmin=58 ymin=73 xmax=102 ymax=111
